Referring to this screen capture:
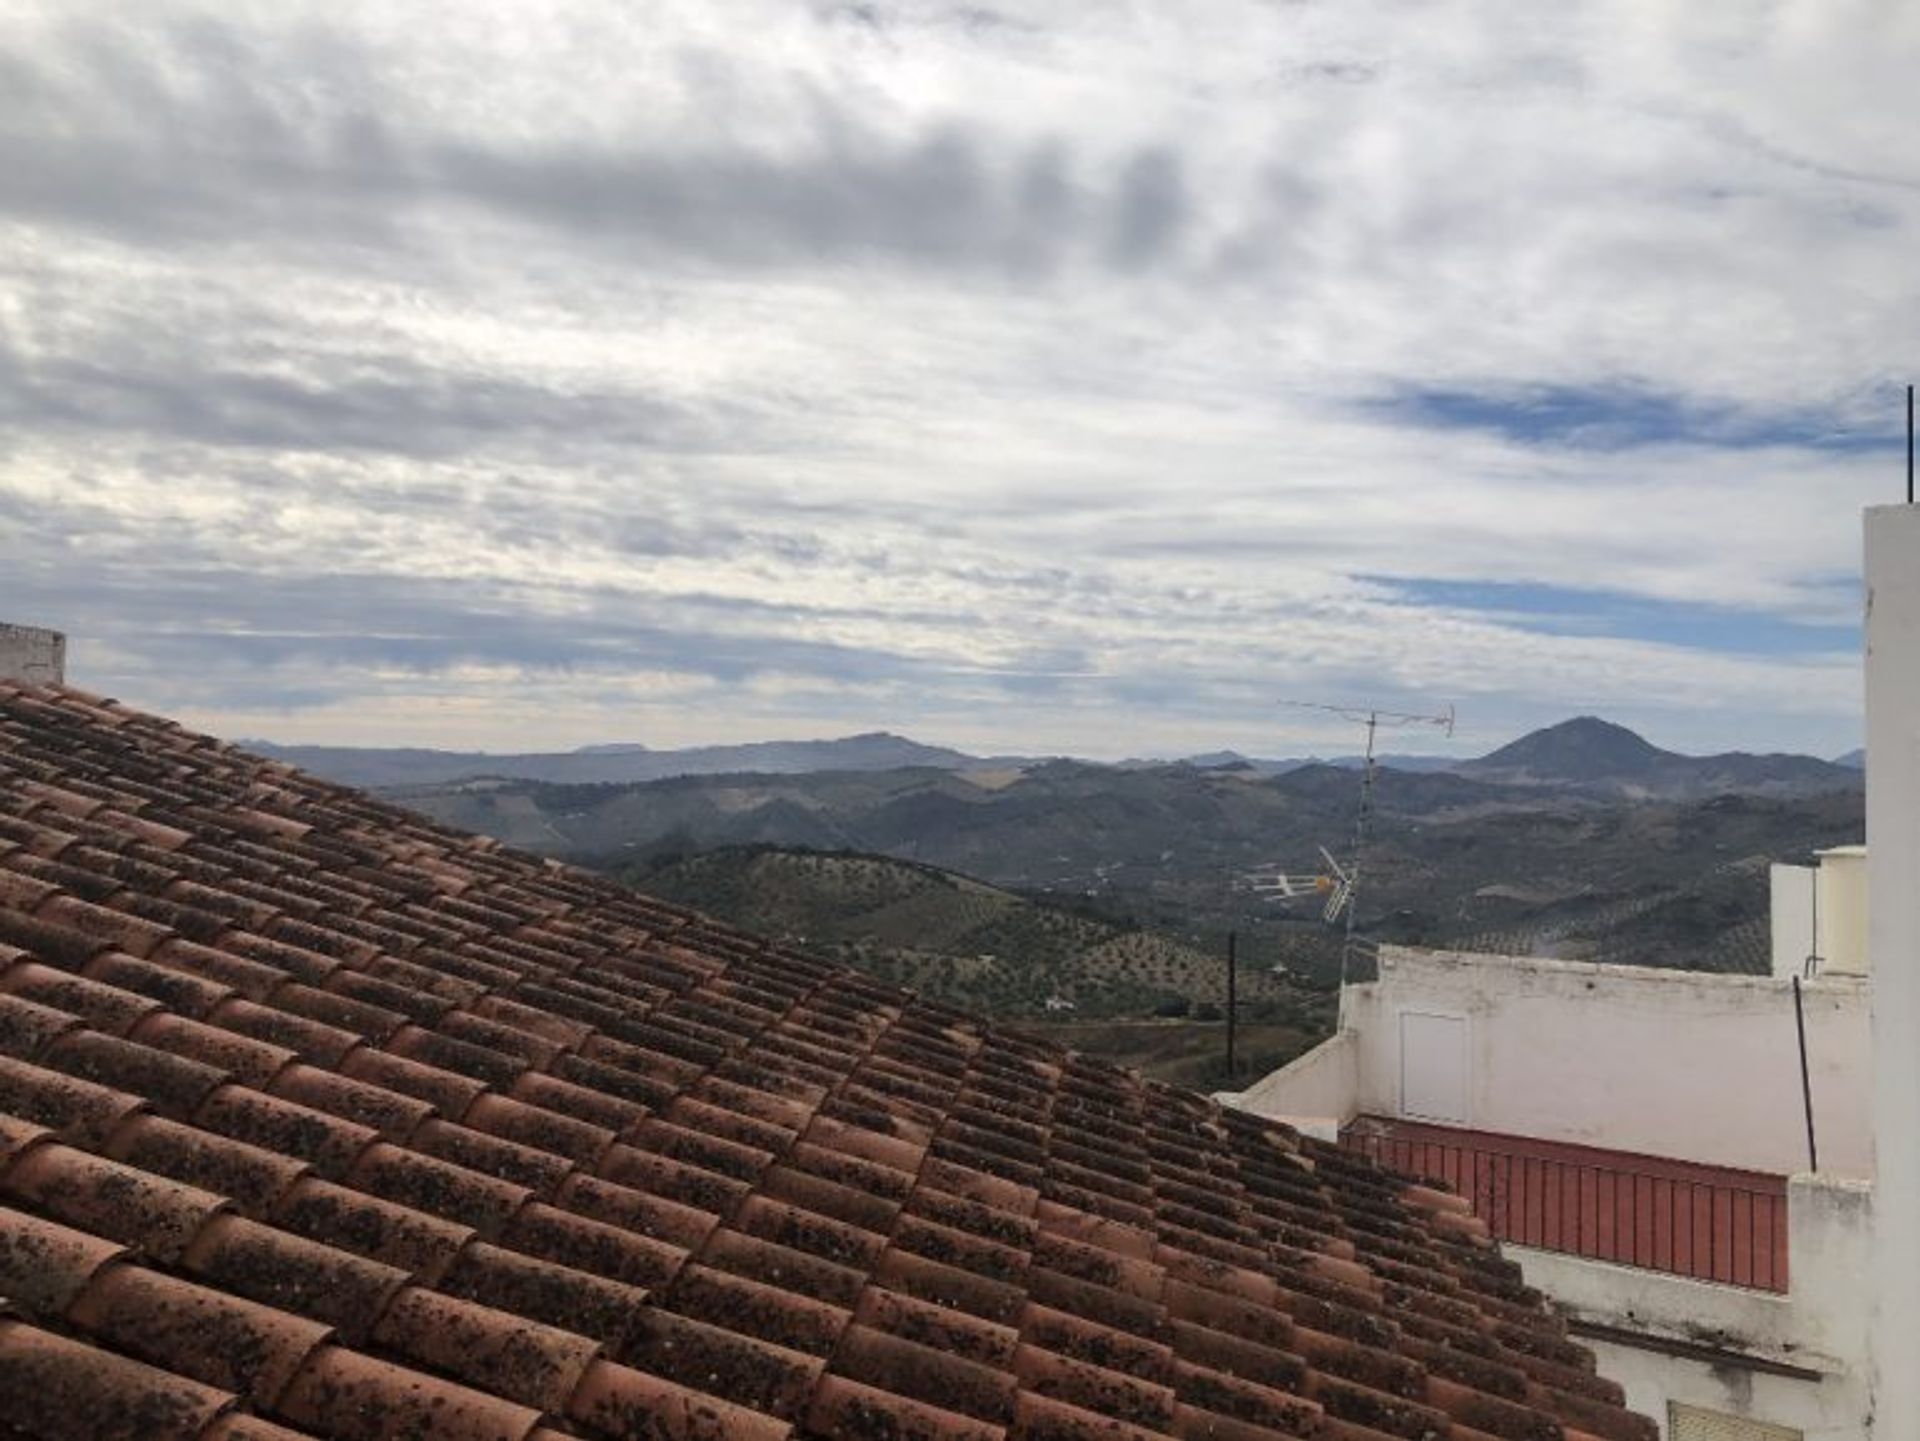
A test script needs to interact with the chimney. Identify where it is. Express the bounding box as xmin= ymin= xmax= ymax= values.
xmin=0 ymin=624 xmax=65 ymax=687
xmin=1867 ymin=503 xmax=1920 ymax=1422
